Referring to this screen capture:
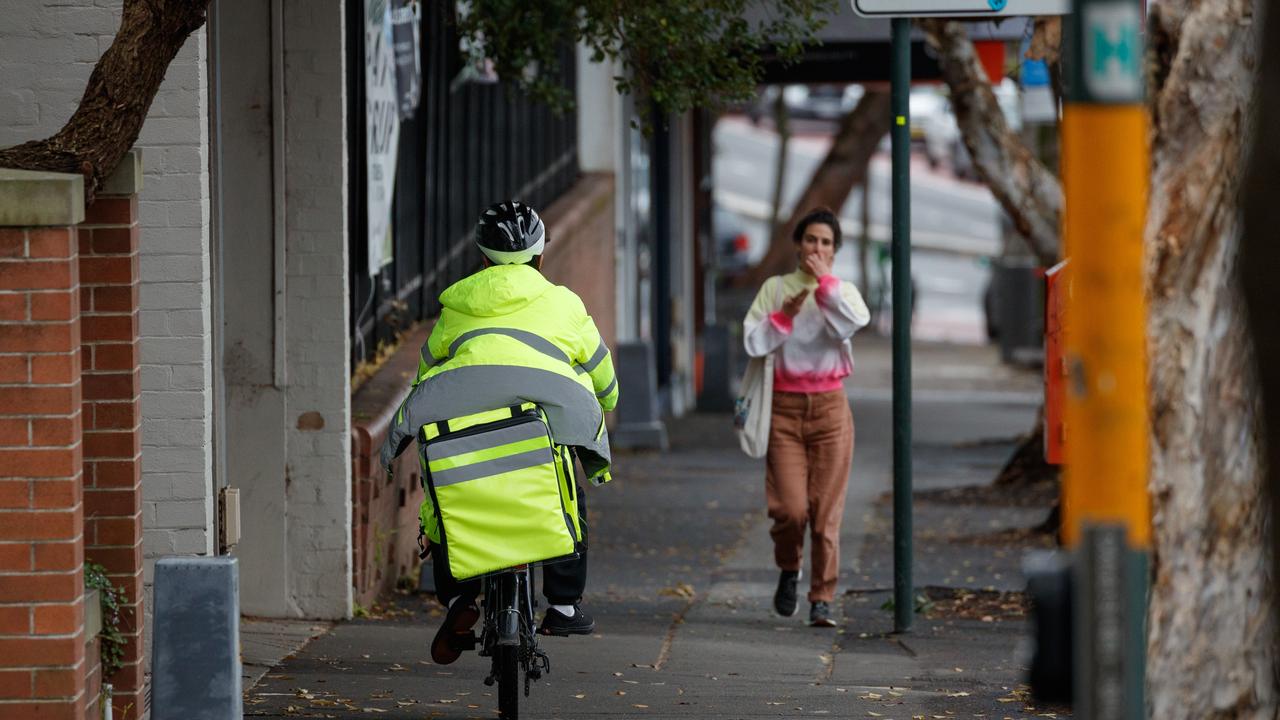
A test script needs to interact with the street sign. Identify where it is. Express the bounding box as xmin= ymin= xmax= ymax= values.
xmin=852 ymin=0 xmax=1070 ymax=16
